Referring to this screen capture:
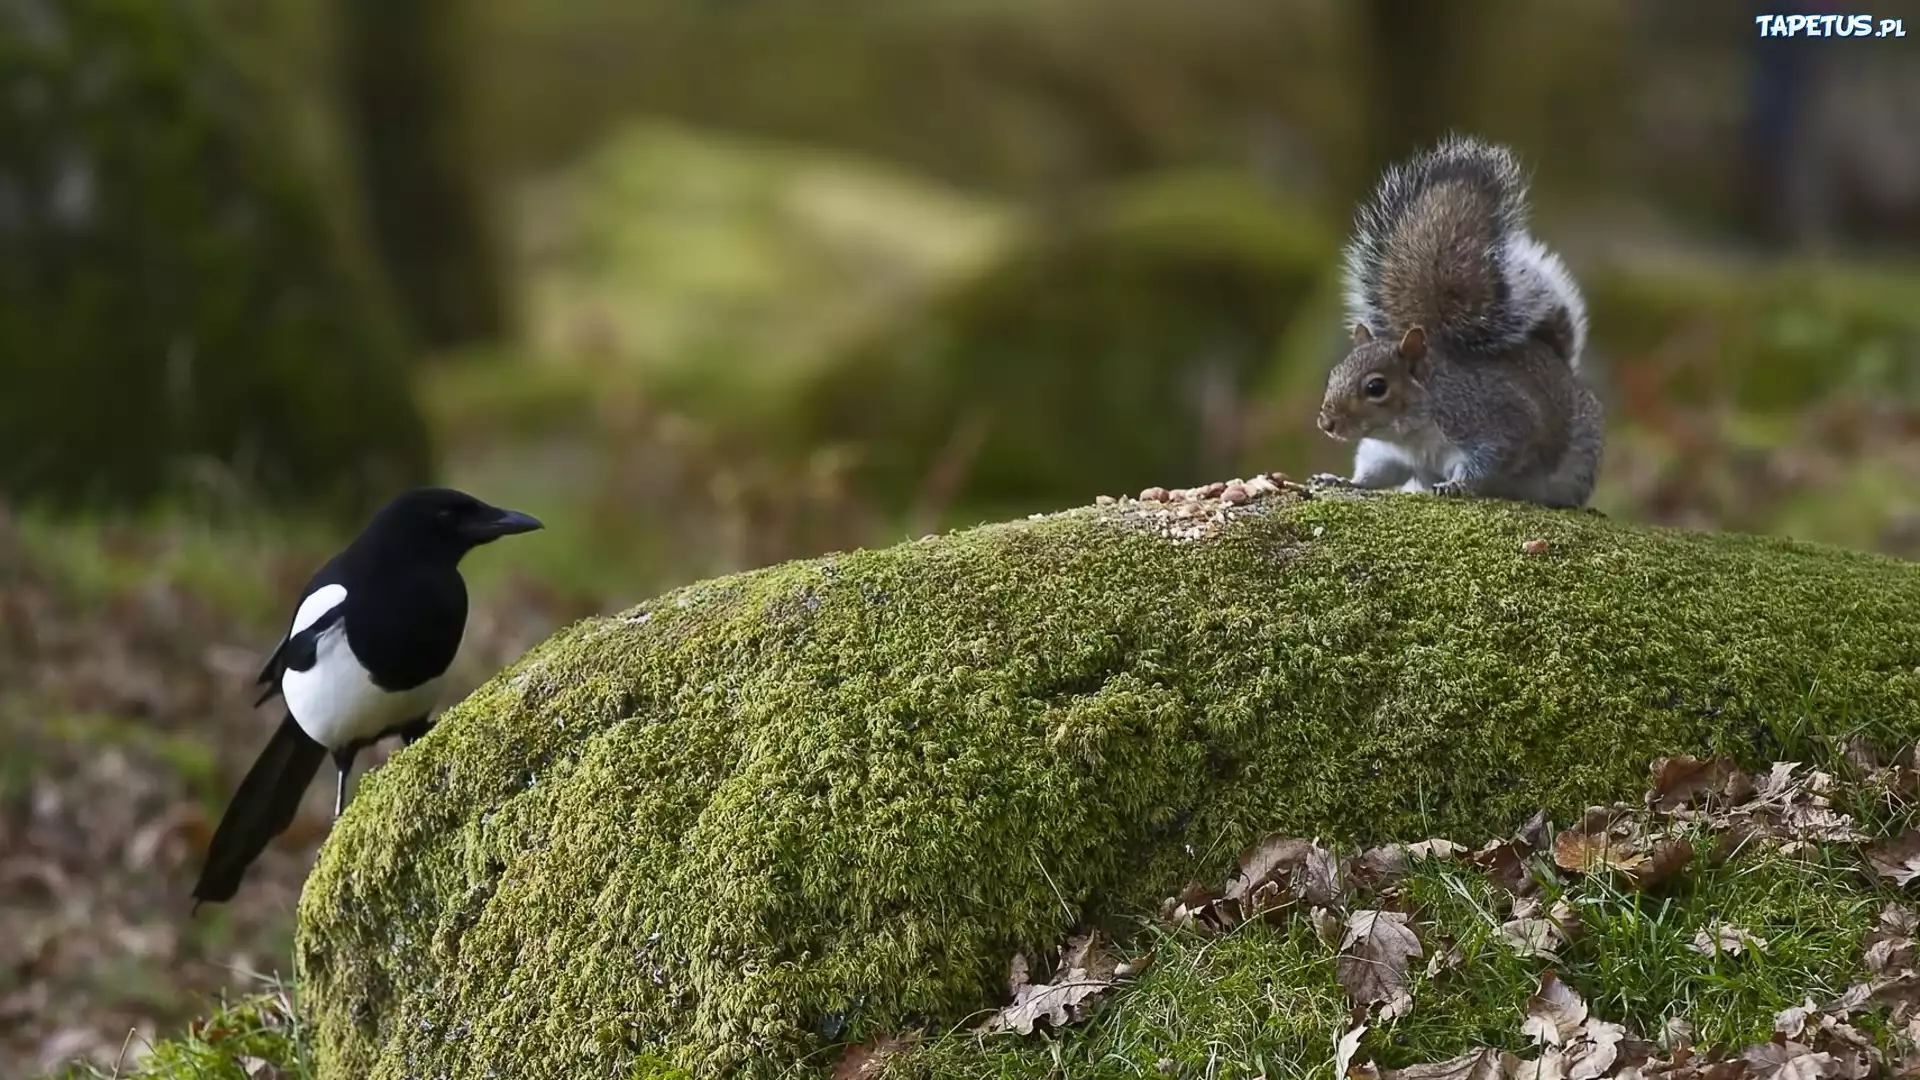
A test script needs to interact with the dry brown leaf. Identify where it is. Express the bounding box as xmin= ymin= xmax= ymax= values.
xmin=1742 ymin=1037 xmax=1833 ymax=1080
xmin=1349 ymin=838 xmax=1464 ymax=890
xmin=1523 ymin=971 xmax=1590 ymax=1046
xmin=1226 ymin=834 xmax=1344 ymax=918
xmin=1625 ymin=839 xmax=1696 ymax=891
xmin=1386 ymin=1048 xmax=1504 ymax=1080
xmin=1567 ymin=1020 xmax=1628 ymax=1080
xmin=1773 ymin=1001 xmax=1813 ymax=1039
xmin=1337 ymin=910 xmax=1422 ymax=1010
xmin=1554 ymin=828 xmax=1647 ymax=876
xmin=1691 ymin=921 xmax=1768 ymax=957
xmin=1501 ymin=918 xmax=1566 ymax=960
xmin=1867 ymin=831 xmax=1920 ymax=886
xmin=1336 ymin=1021 xmax=1368 ymax=1078
xmin=1864 ymin=903 xmax=1918 ymax=975
xmin=832 ymin=1033 xmax=921 ymax=1079
xmin=1649 ymin=756 xmax=1756 ymax=812
xmin=1311 ymin=906 xmax=1345 ymax=951
xmin=1473 ymin=842 xmax=1537 ymax=898
xmin=979 ymin=932 xmax=1133 ymax=1035
xmin=1161 ymin=883 xmax=1235 ymax=934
